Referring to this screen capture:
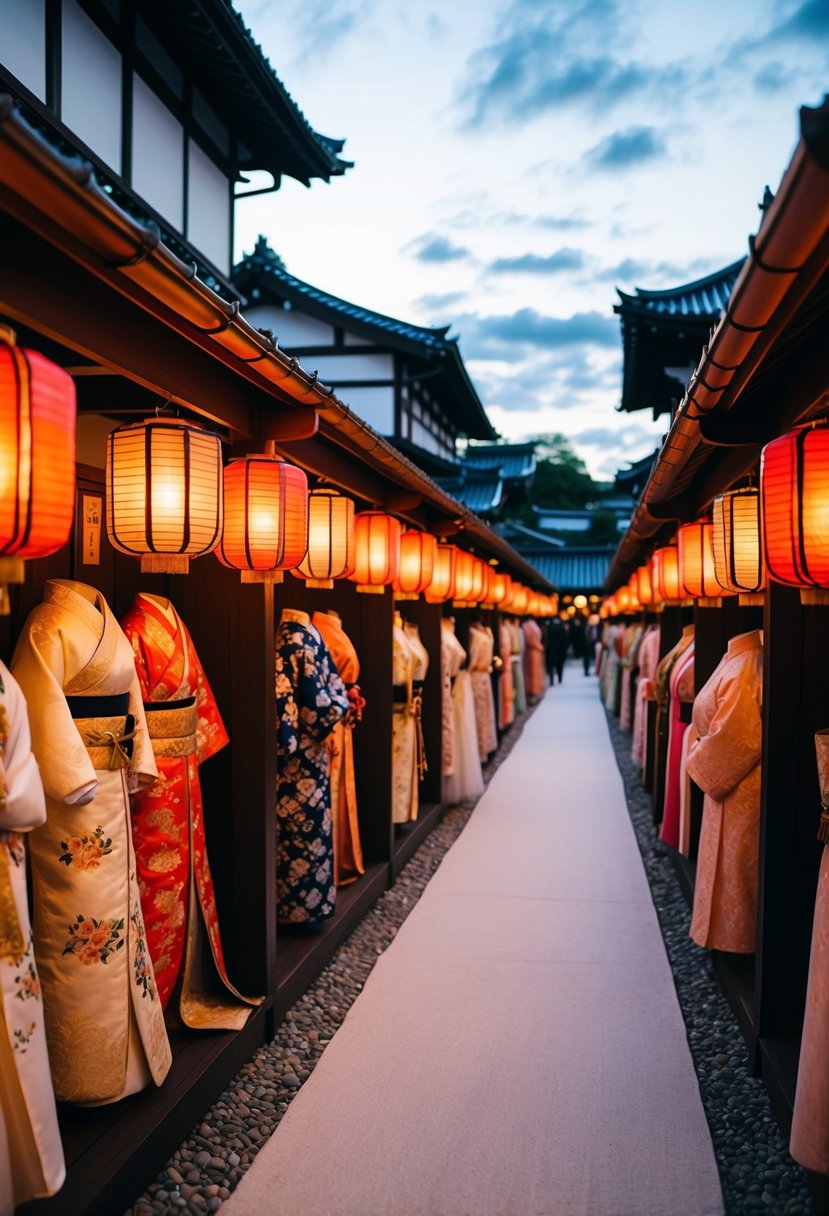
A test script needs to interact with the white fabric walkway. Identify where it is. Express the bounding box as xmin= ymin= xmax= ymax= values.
xmin=225 ymin=675 xmax=723 ymax=1216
